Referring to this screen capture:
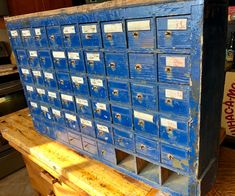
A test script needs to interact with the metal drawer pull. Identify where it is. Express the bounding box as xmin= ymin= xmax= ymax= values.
xmin=71 ymin=60 xmax=76 ymax=66
xmin=40 ymin=57 xmax=45 ymax=62
xmin=95 ymin=109 xmax=101 ymax=113
xmin=138 ymin=120 xmax=145 ymax=127
xmin=115 ymin=113 xmax=121 ymax=119
xmin=35 ymin=35 xmax=41 ymax=39
xmin=165 ymin=31 xmax=172 ymax=36
xmin=82 ymin=125 xmax=86 ymax=128
xmin=112 ymin=89 xmax=119 ymax=96
xmin=109 ymin=62 xmax=116 ymax=69
xmin=133 ymin=32 xmax=139 ymax=38
xmin=167 ymin=154 xmax=174 ymax=160
xmin=135 ymin=64 xmax=142 ymax=71
xmin=50 ymin=35 xmax=55 ymax=40
xmin=136 ymin=93 xmax=143 ymax=100
xmin=140 ymin=144 xmax=146 ymax=150
xmin=106 ymin=33 xmax=112 ymax=39
xmin=167 ymin=127 xmax=173 ymax=132
xmin=54 ymin=59 xmax=59 ymax=63
xmin=117 ymin=138 xmax=123 ymax=143
xmin=59 ymin=80 xmax=64 ymax=85
xmin=85 ymin=34 xmax=92 ymax=39
xmin=92 ymin=86 xmax=98 ymax=90
xmin=101 ymin=150 xmax=106 ymax=155
xmin=88 ymin=60 xmax=94 ymax=66
xmin=165 ymin=67 xmax=172 ymax=73
xmin=165 ymin=98 xmax=172 ymax=104
xmin=29 ymin=57 xmax=33 ymax=61
xmin=64 ymin=35 xmax=70 ymax=39
xmin=98 ymin=131 xmax=104 ymax=136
